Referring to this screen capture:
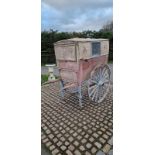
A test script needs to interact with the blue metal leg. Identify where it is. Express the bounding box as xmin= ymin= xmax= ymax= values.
xmin=60 ymin=80 xmax=64 ymax=98
xmin=78 ymin=86 xmax=82 ymax=107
